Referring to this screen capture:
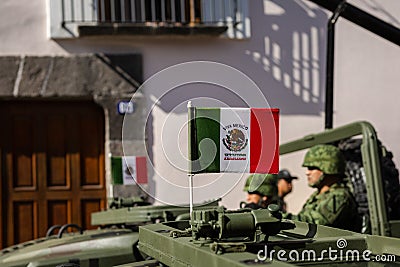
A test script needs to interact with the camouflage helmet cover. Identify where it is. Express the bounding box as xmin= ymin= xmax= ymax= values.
xmin=244 ymin=173 xmax=278 ymax=197
xmin=302 ymin=144 xmax=345 ymax=176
